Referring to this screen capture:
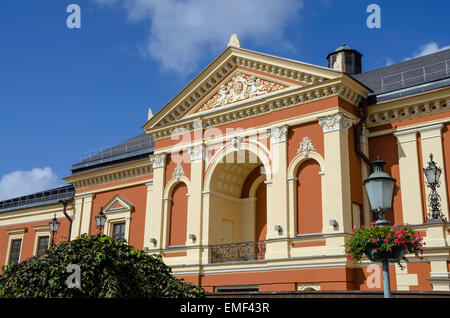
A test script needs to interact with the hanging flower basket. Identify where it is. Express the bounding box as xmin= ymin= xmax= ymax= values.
xmin=364 ymin=241 xmax=406 ymax=262
xmin=345 ymin=223 xmax=425 ymax=267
